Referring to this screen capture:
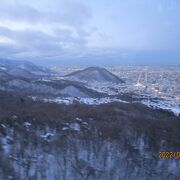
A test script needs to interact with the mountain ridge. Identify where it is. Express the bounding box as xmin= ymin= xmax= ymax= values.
xmin=65 ymin=66 xmax=125 ymax=83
